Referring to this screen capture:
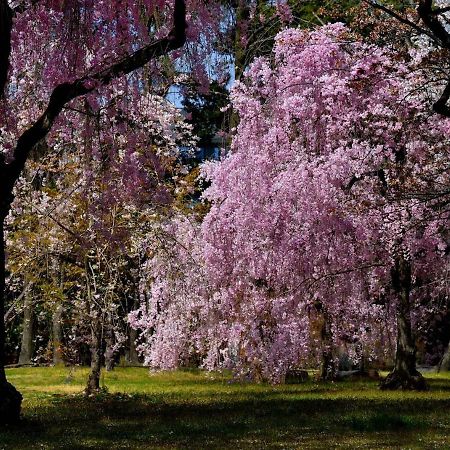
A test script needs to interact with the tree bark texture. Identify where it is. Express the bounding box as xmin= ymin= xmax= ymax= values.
xmin=127 ymin=326 xmax=141 ymax=365
xmin=18 ymin=286 xmax=34 ymax=365
xmin=381 ymin=255 xmax=427 ymax=390
xmin=86 ymin=320 xmax=102 ymax=395
xmin=52 ymin=304 xmax=64 ymax=365
xmin=0 ymin=218 xmax=22 ymax=423
xmin=315 ymin=301 xmax=337 ymax=381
